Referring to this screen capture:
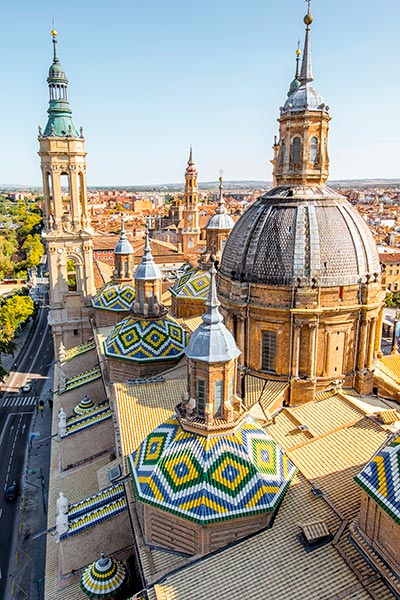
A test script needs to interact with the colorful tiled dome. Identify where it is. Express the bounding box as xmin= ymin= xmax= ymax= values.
xmin=129 ymin=415 xmax=296 ymax=524
xmin=92 ymin=282 xmax=135 ymax=312
xmin=170 ymin=268 xmax=210 ymax=300
xmin=104 ymin=316 xmax=188 ymax=363
xmin=80 ymin=553 xmax=126 ymax=599
xmin=355 ymin=432 xmax=400 ymax=524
